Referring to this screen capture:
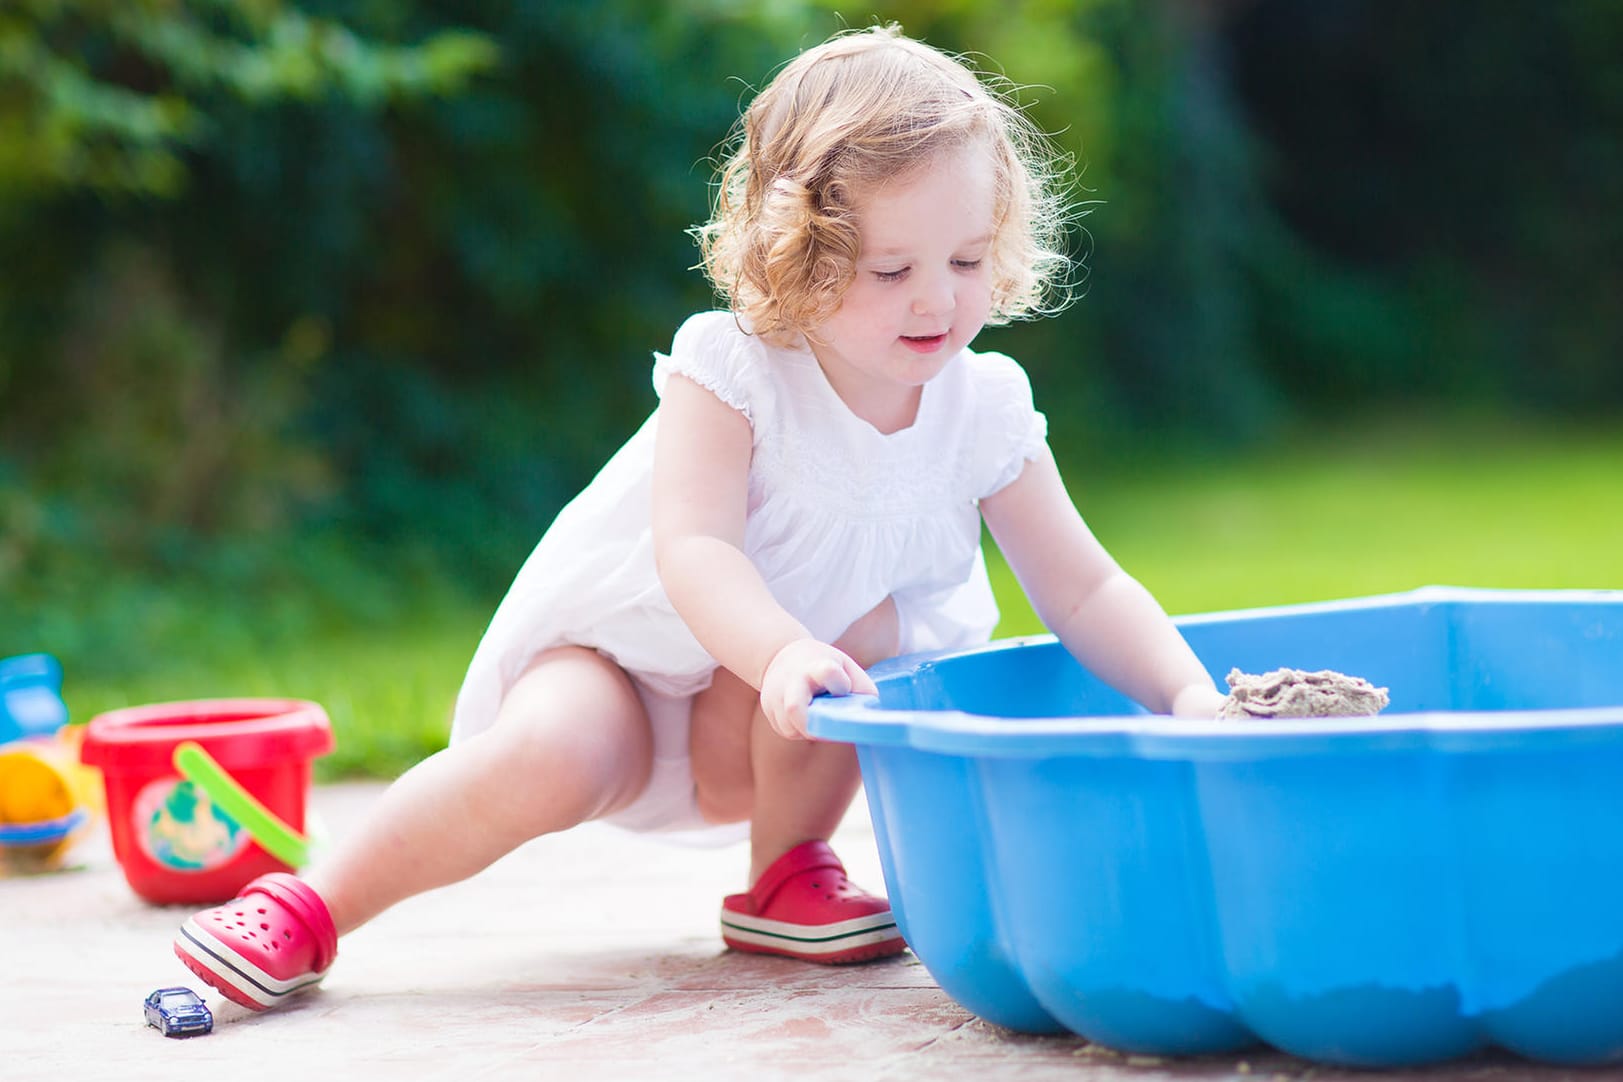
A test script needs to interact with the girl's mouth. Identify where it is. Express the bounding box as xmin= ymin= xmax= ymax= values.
xmin=900 ymin=333 xmax=948 ymax=353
